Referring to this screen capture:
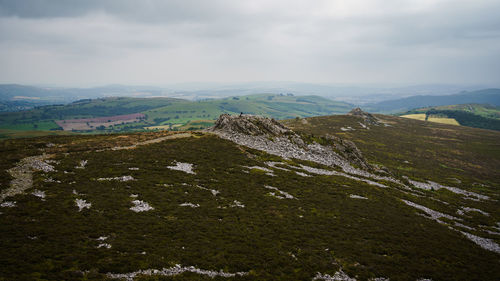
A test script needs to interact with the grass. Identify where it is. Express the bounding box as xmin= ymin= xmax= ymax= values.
xmin=0 ymin=116 xmax=499 ymax=280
